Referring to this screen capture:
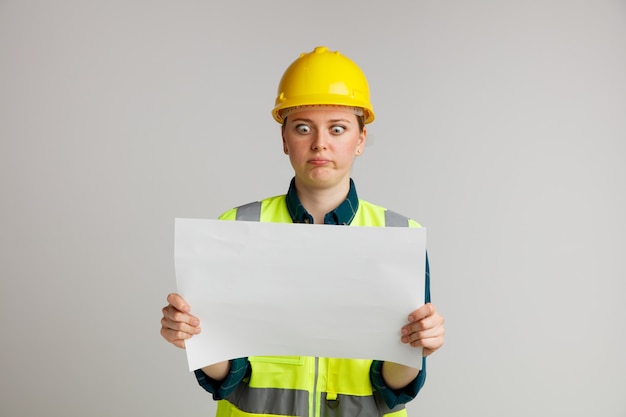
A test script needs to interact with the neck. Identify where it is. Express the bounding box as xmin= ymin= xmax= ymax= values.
xmin=294 ymin=178 xmax=350 ymax=224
